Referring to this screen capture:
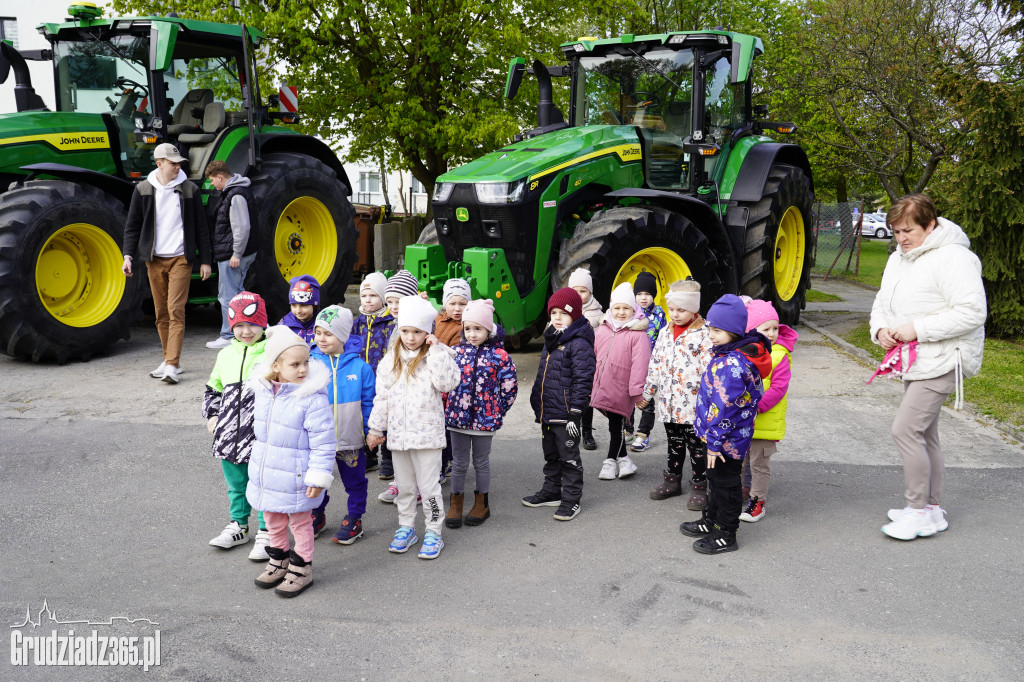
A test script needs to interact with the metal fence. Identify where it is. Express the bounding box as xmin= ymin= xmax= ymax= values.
xmin=811 ymin=201 xmax=866 ymax=278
